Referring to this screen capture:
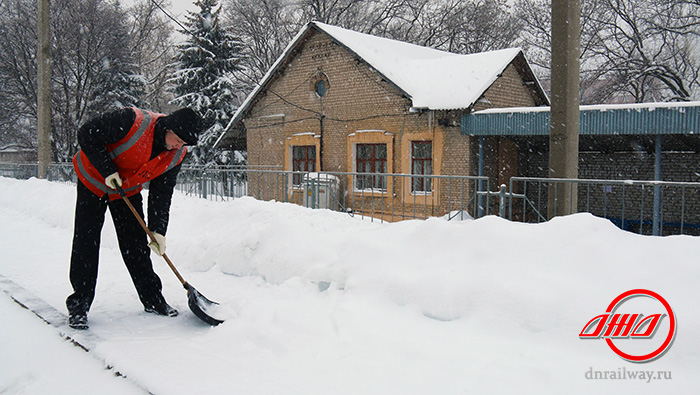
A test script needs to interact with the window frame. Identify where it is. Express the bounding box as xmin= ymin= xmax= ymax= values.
xmin=347 ymin=130 xmax=394 ymax=197
xmin=292 ymin=145 xmax=316 ymax=186
xmin=355 ymin=143 xmax=388 ymax=191
xmin=411 ymin=141 xmax=433 ymax=194
xmin=284 ymin=133 xmax=321 ymax=192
